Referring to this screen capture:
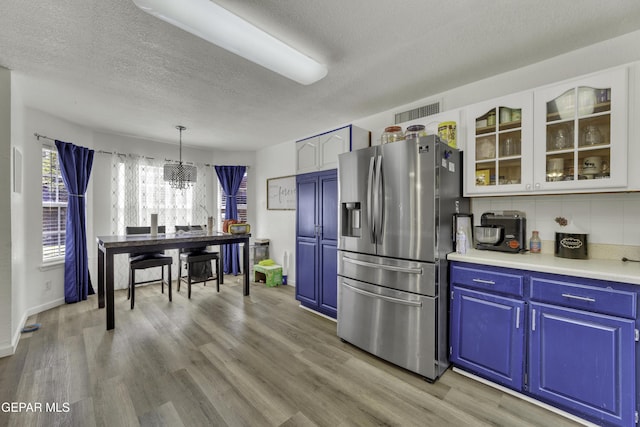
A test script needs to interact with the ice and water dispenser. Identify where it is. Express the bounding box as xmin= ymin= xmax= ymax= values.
xmin=341 ymin=202 xmax=361 ymax=237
